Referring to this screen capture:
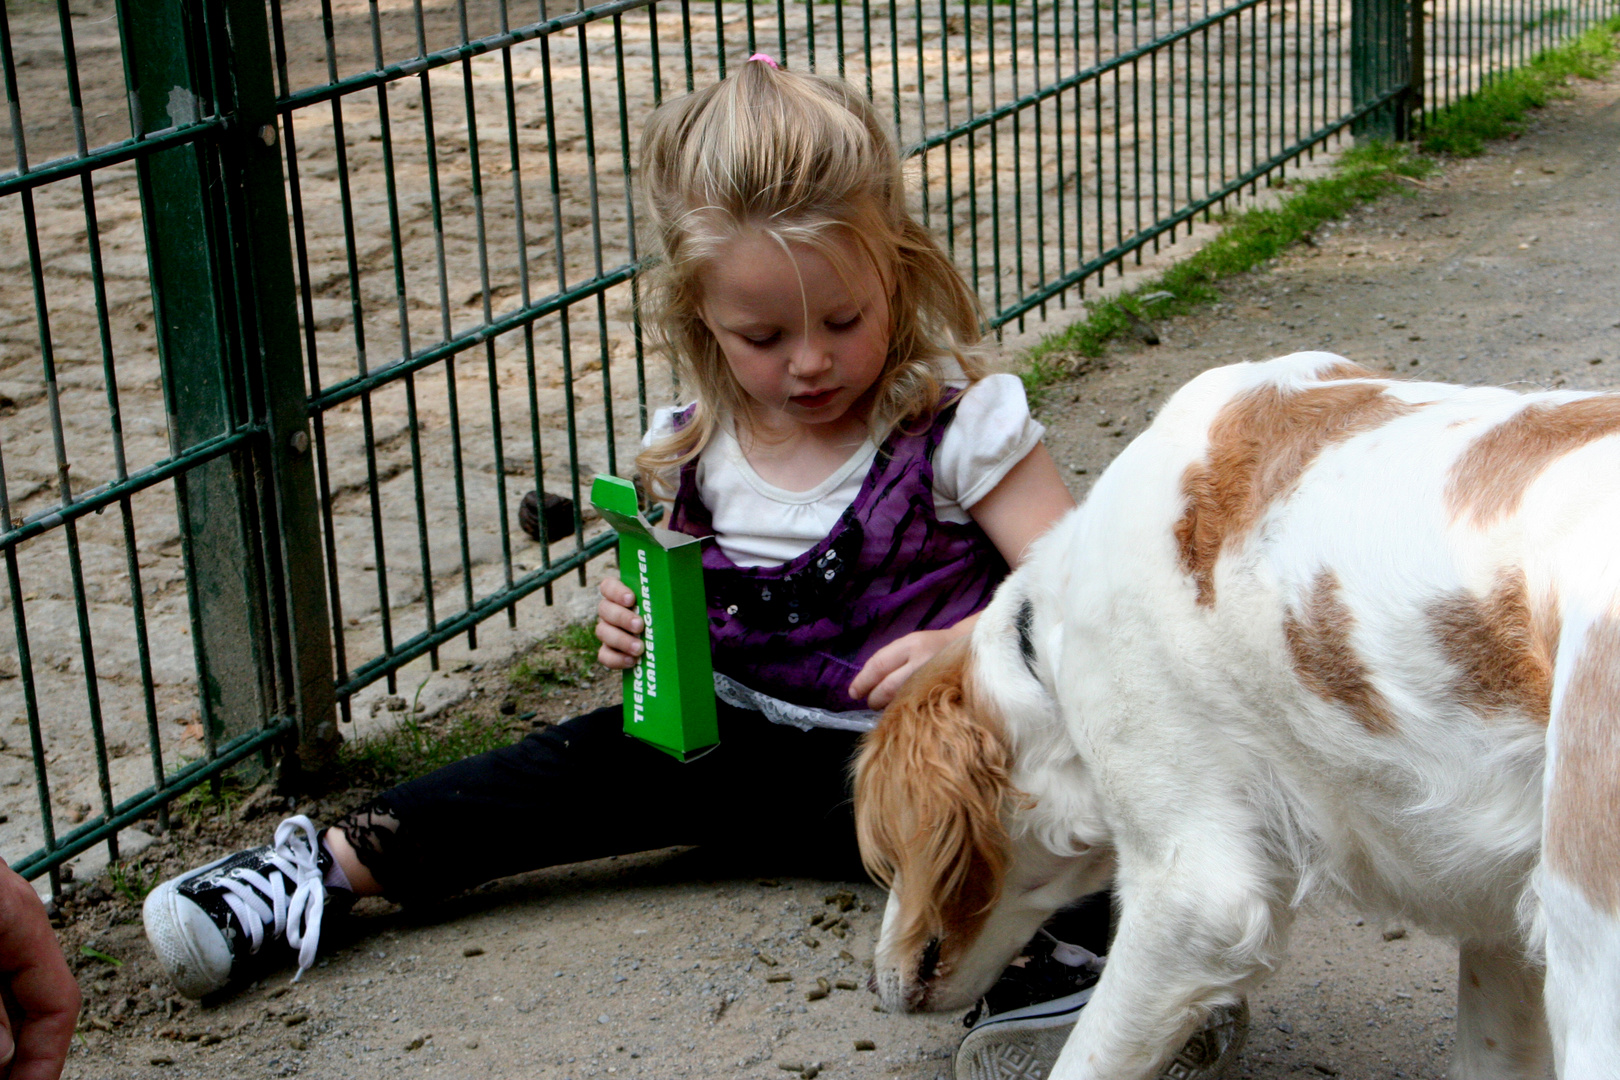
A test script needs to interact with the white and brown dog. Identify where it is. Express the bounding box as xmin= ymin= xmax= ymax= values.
xmin=854 ymin=352 xmax=1620 ymax=1079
